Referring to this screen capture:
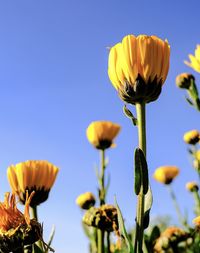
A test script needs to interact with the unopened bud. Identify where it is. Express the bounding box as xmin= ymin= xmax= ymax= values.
xmin=176 ymin=73 xmax=195 ymax=89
